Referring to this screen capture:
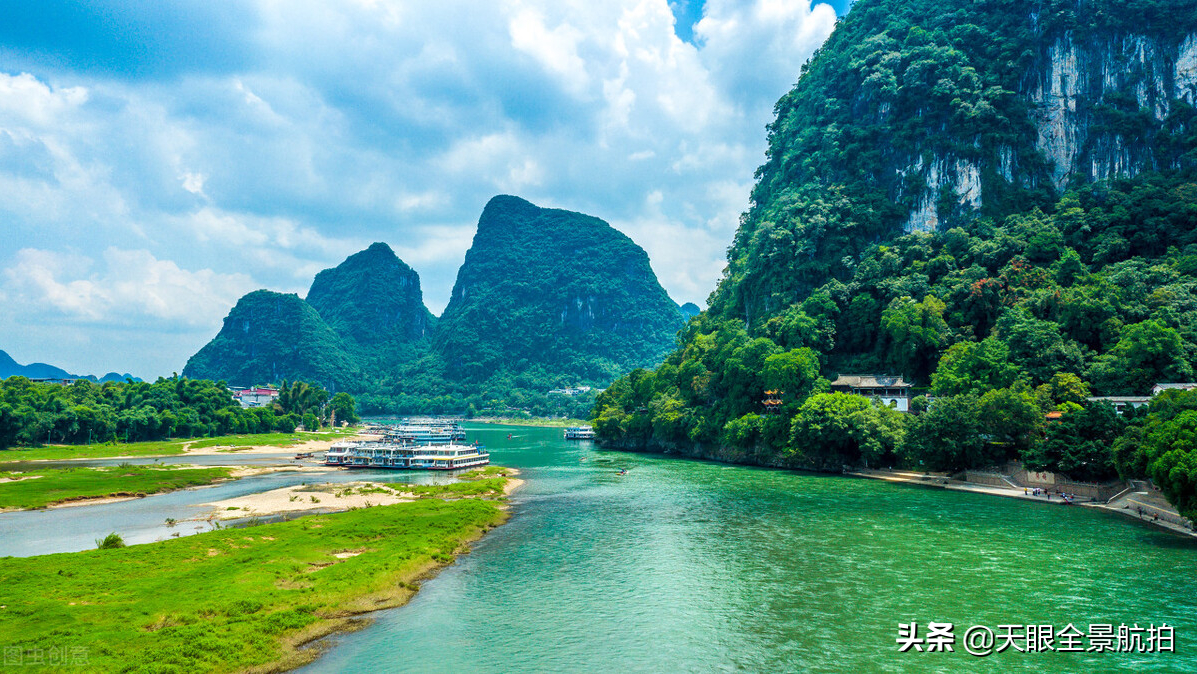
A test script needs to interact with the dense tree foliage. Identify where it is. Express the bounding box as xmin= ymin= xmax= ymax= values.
xmin=0 ymin=377 xmax=352 ymax=449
